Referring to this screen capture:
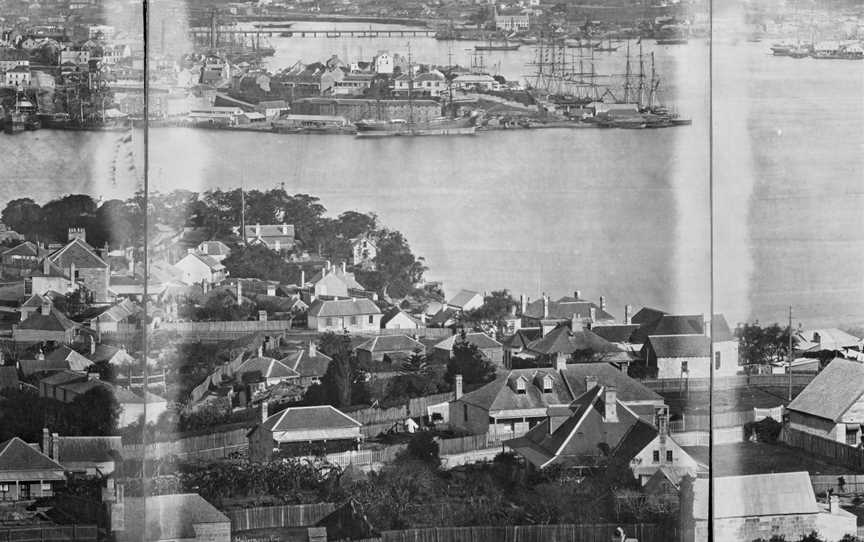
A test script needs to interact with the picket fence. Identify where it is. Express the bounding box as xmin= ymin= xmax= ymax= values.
xmin=228 ymin=503 xmax=337 ymax=532
xmin=780 ymin=427 xmax=864 ymax=471
xmin=0 ymin=525 xmax=97 ymax=542
xmin=298 ymin=446 xmax=406 ymax=468
xmin=122 ymin=428 xmax=249 ymax=460
xmin=377 ymin=523 xmax=676 ymax=542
